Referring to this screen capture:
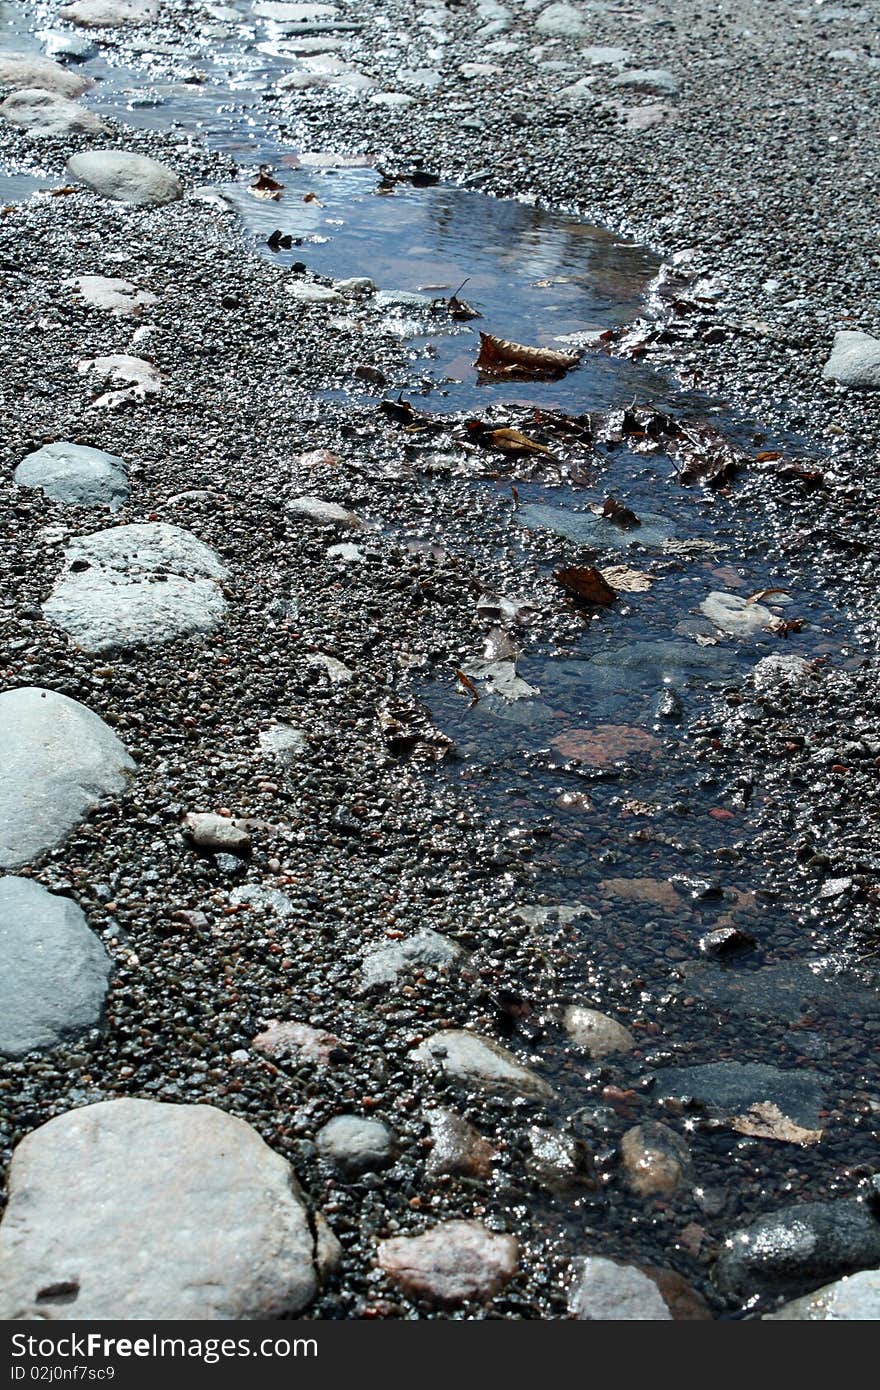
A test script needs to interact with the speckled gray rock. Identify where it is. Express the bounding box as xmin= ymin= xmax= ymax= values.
xmin=361 ymin=929 xmax=465 ymax=989
xmin=765 ymin=1269 xmax=880 ymax=1320
xmin=567 ymin=1257 xmax=672 ymax=1320
xmin=14 ymin=442 xmax=129 ymax=510
xmin=534 ymin=3 xmax=586 ymax=37
xmin=822 ymin=330 xmax=880 ymax=389
xmin=0 ymin=52 xmax=93 ymax=96
xmin=0 ymin=687 xmax=134 ymax=870
xmin=66 ymin=150 xmax=183 ymax=207
xmin=378 ymin=1220 xmax=518 ymax=1306
xmin=0 ymin=877 xmax=110 ymax=1058
xmin=0 ymin=90 xmax=106 ymax=137
xmin=751 ymin=653 xmax=814 ymax=692
xmin=72 ymin=275 xmax=159 ymax=316
xmin=43 ymin=523 xmax=228 ymax=653
xmin=655 ymin=1061 xmax=826 ymax=1128
xmin=316 ymin=1114 xmax=395 ymax=1175
xmin=230 ymin=884 xmax=296 ymax=917
xmin=59 ymin=0 xmax=160 ymax=27
xmin=563 ymin=1004 xmax=635 ymax=1058
xmin=715 ymin=1200 xmax=880 ymax=1299
xmin=621 ymin=1121 xmax=692 ymax=1197
xmin=526 ymin=1127 xmax=593 ymax=1191
xmin=424 ymin=1107 xmax=496 ymax=1179
xmin=0 ymin=1099 xmax=338 ymax=1319
xmin=411 ymin=1029 xmax=554 ymax=1098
